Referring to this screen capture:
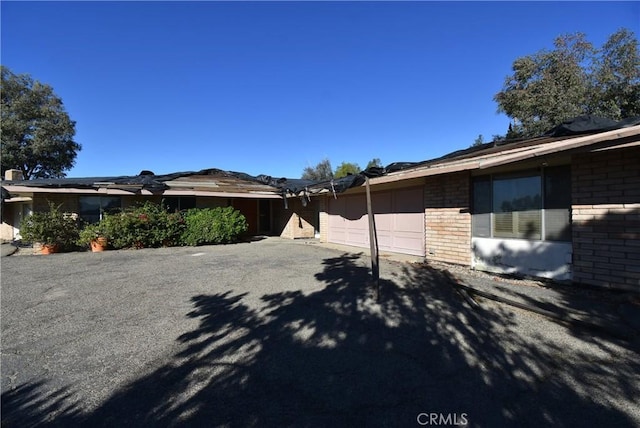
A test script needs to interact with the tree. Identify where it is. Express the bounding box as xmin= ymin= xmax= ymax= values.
xmin=301 ymin=158 xmax=333 ymax=181
xmin=334 ymin=162 xmax=360 ymax=179
xmin=494 ymin=29 xmax=640 ymax=139
xmin=1 ymin=66 xmax=80 ymax=180
xmin=365 ymin=158 xmax=382 ymax=169
xmin=471 ymin=135 xmax=484 ymax=147
xmin=589 ymin=28 xmax=640 ymax=119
